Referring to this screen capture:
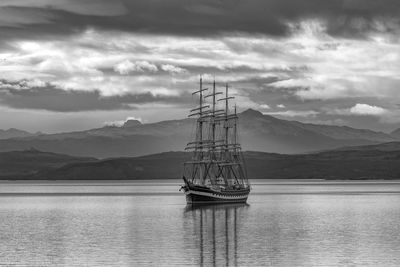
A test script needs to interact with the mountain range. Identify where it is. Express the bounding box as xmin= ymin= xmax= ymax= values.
xmin=0 ymin=109 xmax=399 ymax=158
xmin=0 ymin=148 xmax=96 ymax=178
xmin=0 ymin=128 xmax=40 ymax=139
xmin=2 ymin=142 xmax=400 ymax=180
